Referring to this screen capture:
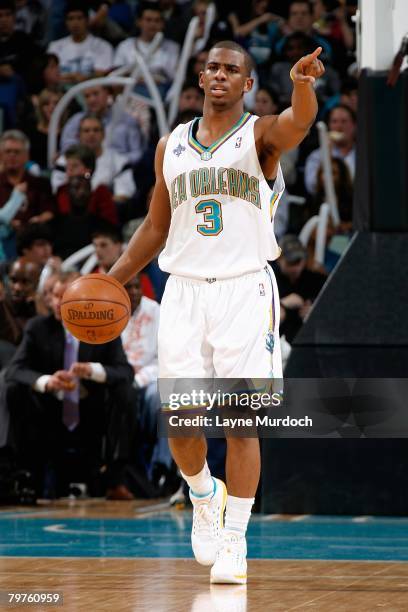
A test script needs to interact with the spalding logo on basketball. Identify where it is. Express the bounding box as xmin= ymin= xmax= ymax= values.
xmin=61 ymin=273 xmax=131 ymax=344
